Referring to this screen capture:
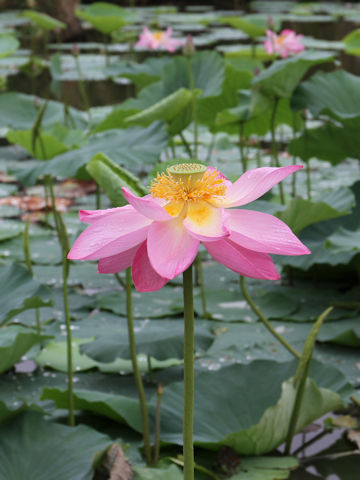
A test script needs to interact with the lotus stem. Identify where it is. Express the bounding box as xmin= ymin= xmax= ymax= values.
xmin=239 ymin=121 xmax=247 ymax=172
xmin=306 ymin=160 xmax=312 ymax=200
xmin=270 ymin=97 xmax=285 ymax=204
xmin=125 ymin=267 xmax=152 ymax=465
xmin=240 ymin=276 xmax=300 ymax=358
xmin=183 ymin=264 xmax=195 ymax=480
xmin=180 ymin=131 xmax=193 ymax=159
xmin=23 ymin=217 xmax=42 ymax=336
xmin=153 ymin=384 xmax=163 ymax=464
xmin=47 ymin=176 xmax=74 ymax=426
xmin=74 ymin=51 xmax=91 ymax=123
xmin=284 ymin=306 xmax=333 ymax=455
